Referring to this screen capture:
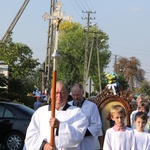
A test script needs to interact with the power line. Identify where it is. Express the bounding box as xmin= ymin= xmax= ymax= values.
xmin=72 ymin=0 xmax=87 ymax=18
xmin=85 ymin=0 xmax=96 ymax=18
xmin=83 ymin=0 xmax=91 ymax=11
xmin=74 ymin=0 xmax=85 ymax=12
xmin=67 ymin=0 xmax=97 ymax=25
xmin=109 ymin=42 xmax=150 ymax=53
xmin=69 ymin=0 xmax=84 ymax=18
xmin=83 ymin=0 xmax=96 ymax=19
xmin=88 ymin=0 xmax=95 ymax=10
xmin=80 ymin=0 xmax=88 ymax=11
